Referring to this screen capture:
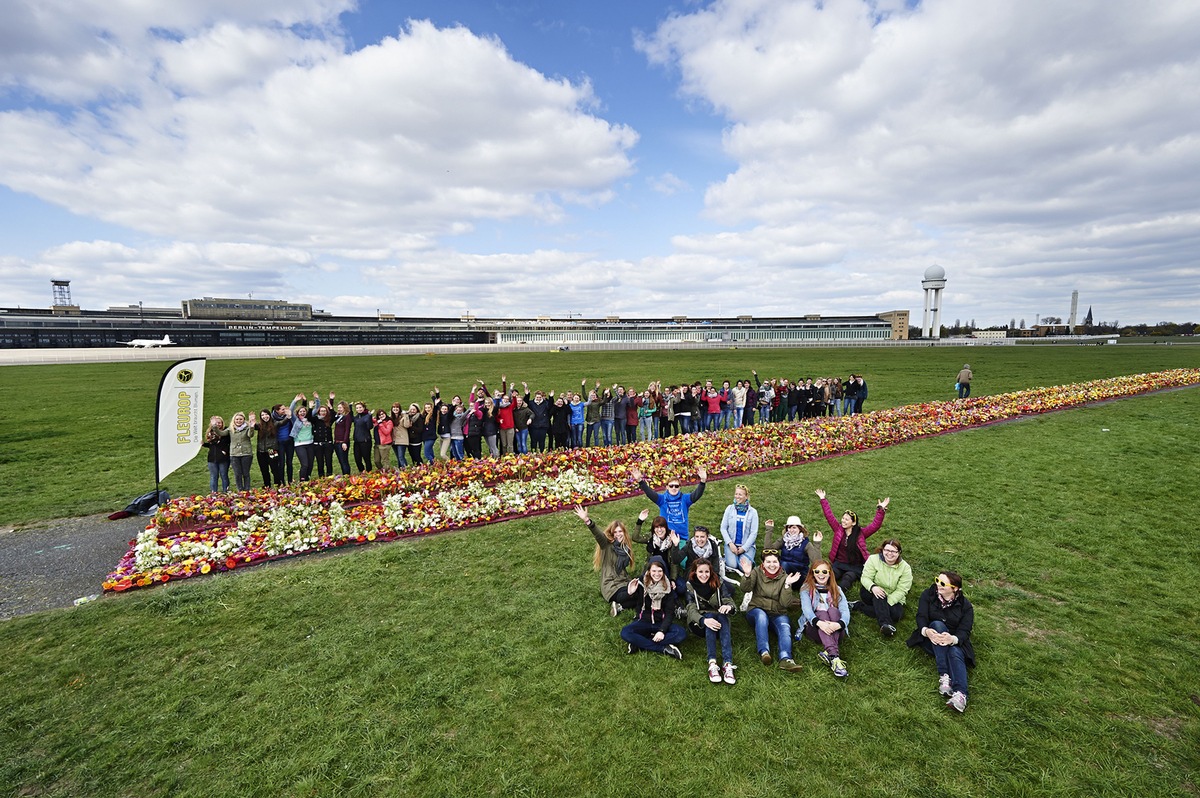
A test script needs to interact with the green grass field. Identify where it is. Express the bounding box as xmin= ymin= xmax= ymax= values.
xmin=0 ymin=346 xmax=1198 ymax=796
xmin=0 ymin=384 xmax=1197 ymax=797
xmin=0 ymin=344 xmax=1197 ymax=526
